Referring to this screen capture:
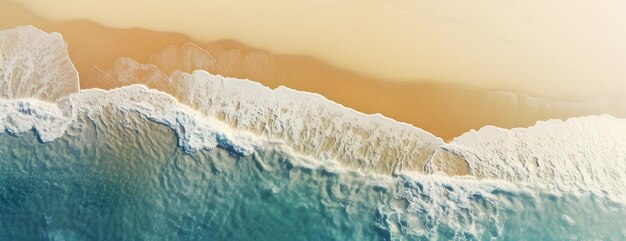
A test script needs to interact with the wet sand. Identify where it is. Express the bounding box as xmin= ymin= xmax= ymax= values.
xmin=2 ymin=1 xmax=624 ymax=140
